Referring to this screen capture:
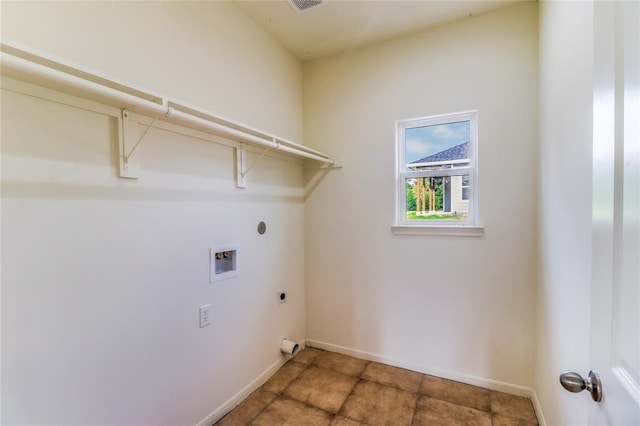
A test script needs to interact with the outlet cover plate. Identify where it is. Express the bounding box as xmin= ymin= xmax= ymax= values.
xmin=200 ymin=304 xmax=211 ymax=328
